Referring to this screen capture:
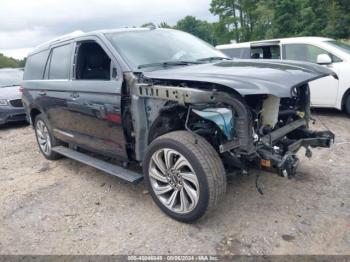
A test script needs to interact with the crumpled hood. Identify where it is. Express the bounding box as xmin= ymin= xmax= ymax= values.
xmin=143 ymin=60 xmax=337 ymax=97
xmin=0 ymin=85 xmax=22 ymax=100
